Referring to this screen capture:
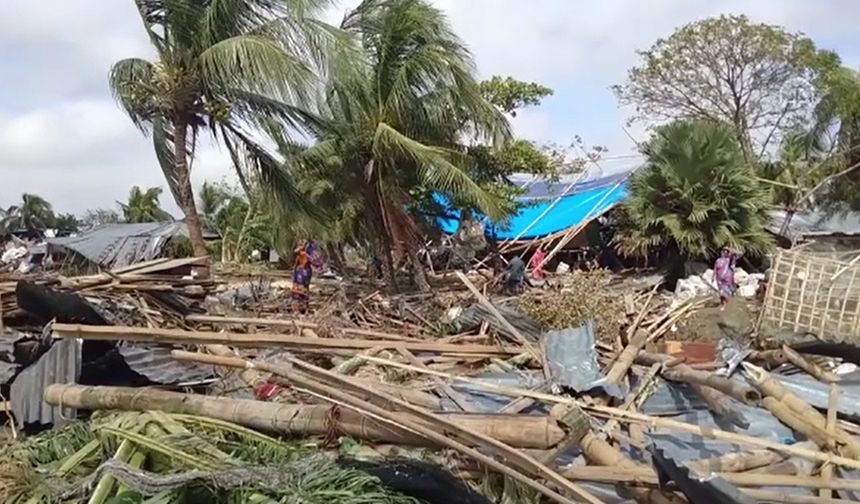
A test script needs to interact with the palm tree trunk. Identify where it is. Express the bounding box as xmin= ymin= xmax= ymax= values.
xmin=172 ymin=116 xmax=210 ymax=275
xmin=363 ymin=161 xmax=398 ymax=291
